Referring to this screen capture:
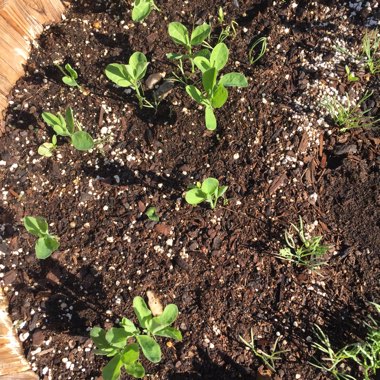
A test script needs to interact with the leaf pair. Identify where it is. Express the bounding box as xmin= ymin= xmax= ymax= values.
xmin=40 ymin=107 xmax=94 ymax=154
xmin=185 ymin=43 xmax=248 ymax=130
xmin=56 ymin=63 xmax=80 ymax=88
xmin=132 ymin=0 xmax=159 ymax=22
xmin=168 ymin=22 xmax=211 ymax=50
xmin=91 ymin=296 xmax=182 ymax=380
xmin=185 ymin=177 xmax=228 ymax=209
xmin=23 ymin=216 xmax=59 ymax=259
